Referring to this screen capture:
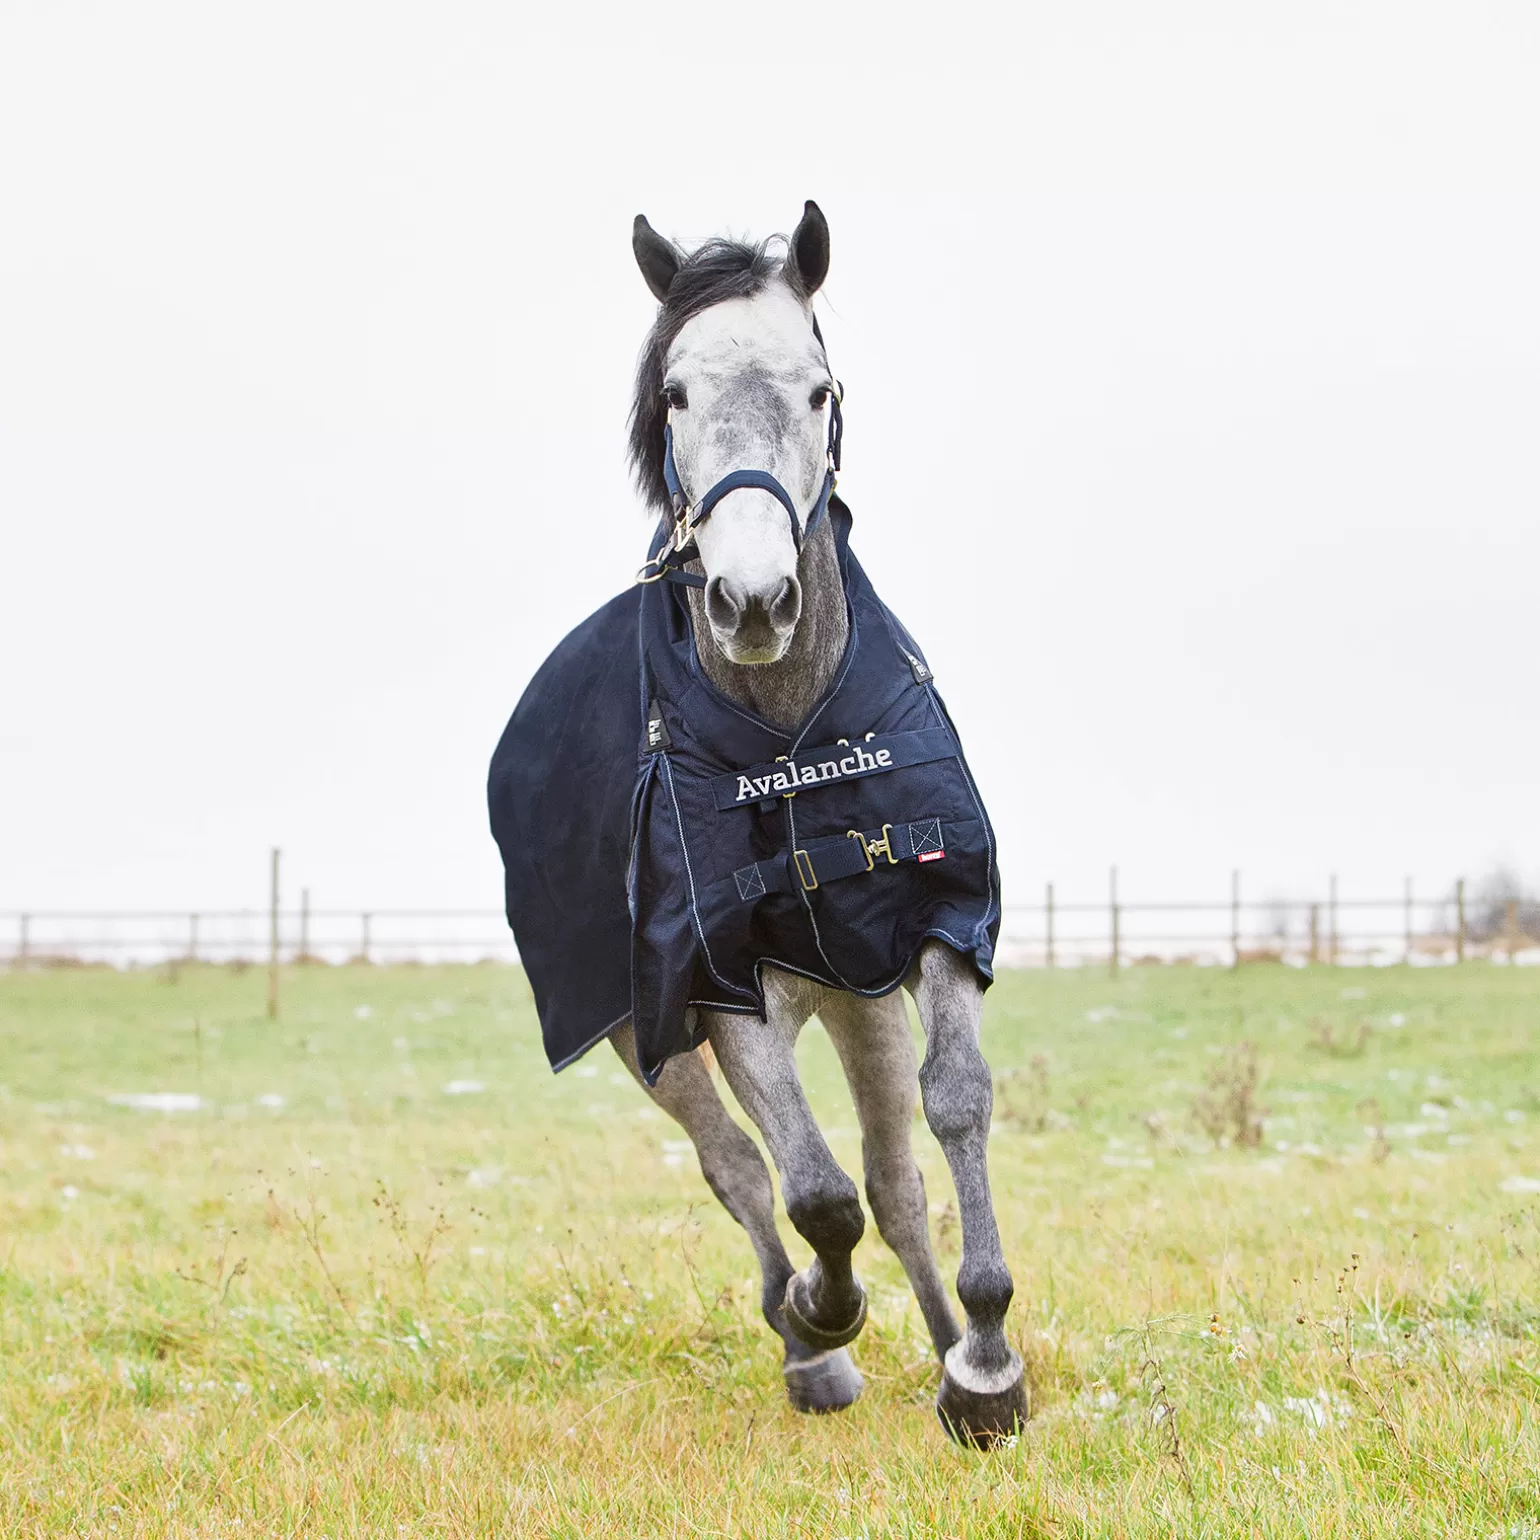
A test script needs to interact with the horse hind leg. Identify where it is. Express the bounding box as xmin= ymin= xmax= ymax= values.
xmin=608 ymin=1021 xmax=863 ymax=1415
